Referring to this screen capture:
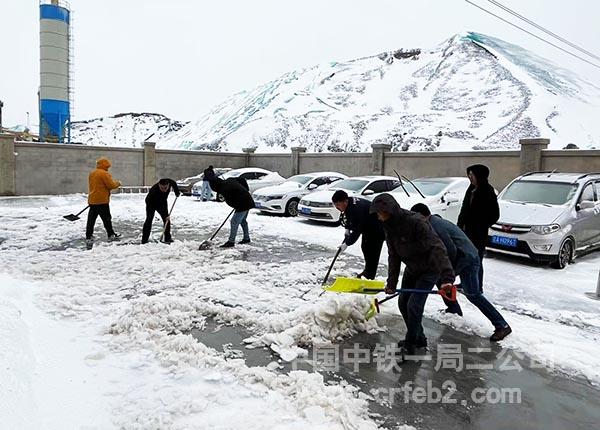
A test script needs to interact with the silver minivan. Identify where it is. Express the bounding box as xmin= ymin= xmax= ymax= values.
xmin=487 ymin=172 xmax=600 ymax=269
